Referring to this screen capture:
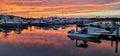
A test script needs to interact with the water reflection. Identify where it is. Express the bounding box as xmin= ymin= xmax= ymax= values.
xmin=0 ymin=24 xmax=70 ymax=37
xmin=0 ymin=26 xmax=28 ymax=37
xmin=68 ymin=35 xmax=120 ymax=53
xmin=0 ymin=24 xmax=120 ymax=56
